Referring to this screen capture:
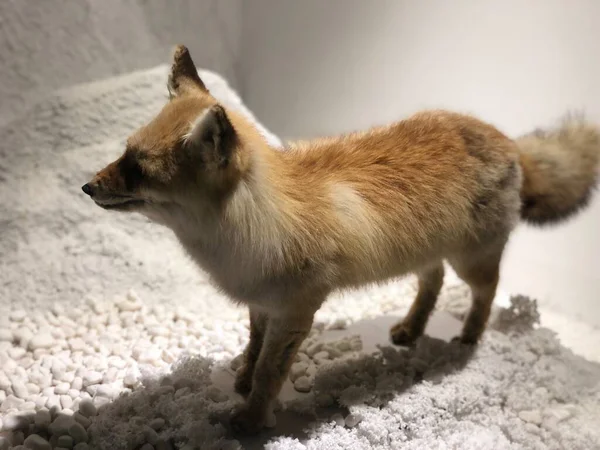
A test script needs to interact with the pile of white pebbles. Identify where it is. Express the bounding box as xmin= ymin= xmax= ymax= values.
xmin=1 ymin=279 xmax=426 ymax=449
